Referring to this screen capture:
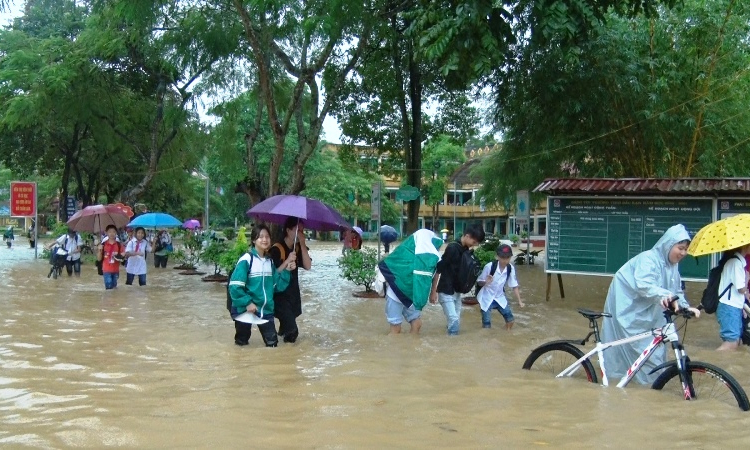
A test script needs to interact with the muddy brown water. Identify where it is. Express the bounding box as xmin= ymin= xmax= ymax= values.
xmin=1 ymin=241 xmax=750 ymax=448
